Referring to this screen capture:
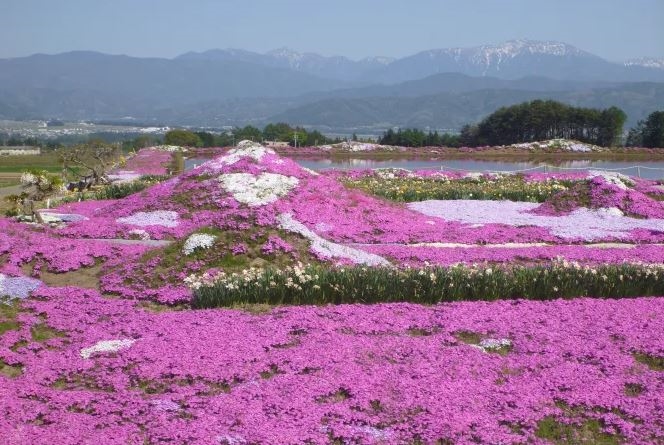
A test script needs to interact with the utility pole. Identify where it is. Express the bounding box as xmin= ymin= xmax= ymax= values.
xmin=294 ymin=132 xmax=298 ymax=148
